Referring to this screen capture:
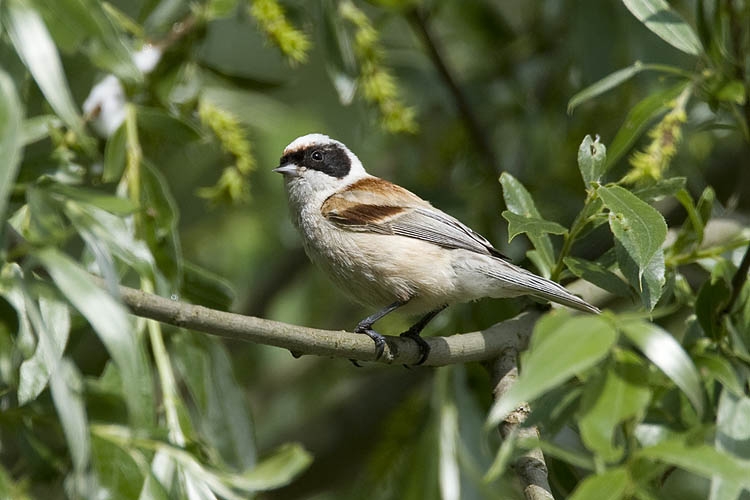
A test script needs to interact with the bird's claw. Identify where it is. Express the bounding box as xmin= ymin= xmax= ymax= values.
xmin=350 ymin=326 xmax=386 ymax=366
xmin=400 ymin=330 xmax=430 ymax=366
